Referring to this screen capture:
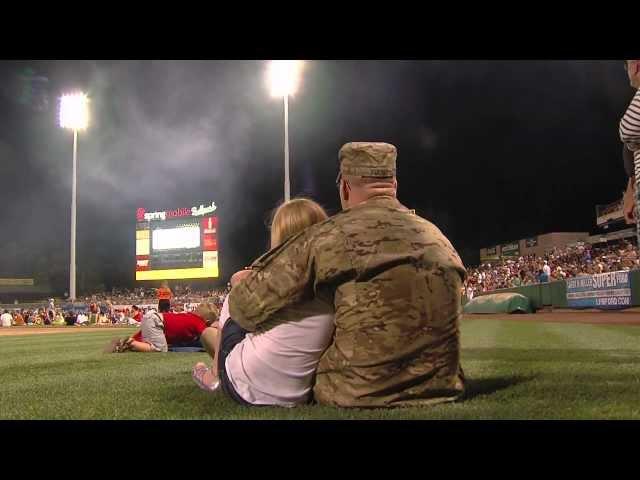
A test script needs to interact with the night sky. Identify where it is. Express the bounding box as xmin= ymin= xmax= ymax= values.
xmin=0 ymin=60 xmax=635 ymax=293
